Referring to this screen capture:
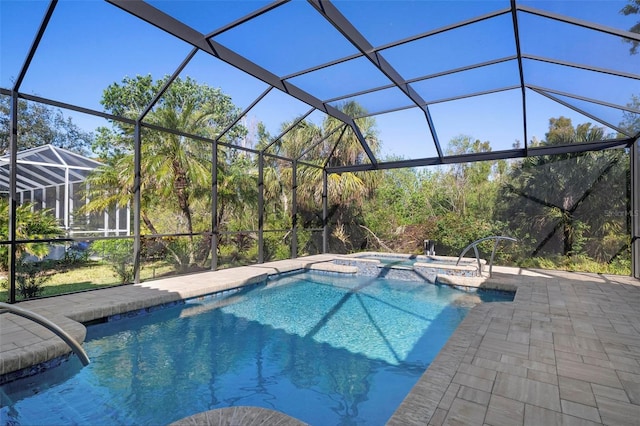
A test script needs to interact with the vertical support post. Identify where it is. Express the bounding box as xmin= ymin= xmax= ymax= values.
xmin=632 ymin=139 xmax=640 ymax=279
xmin=104 ymin=211 xmax=109 ymax=237
xmin=64 ymin=170 xmax=70 ymax=233
xmin=322 ymin=169 xmax=328 ymax=254
xmin=291 ymin=160 xmax=298 ymax=259
xmin=126 ymin=201 xmax=131 ymax=236
xmin=6 ymin=0 xmax=56 ymax=302
xmin=258 ymin=152 xmax=264 ymax=263
xmin=211 ymin=142 xmax=218 ymax=270
xmin=85 ymin=181 xmax=90 ymax=229
xmin=68 ymin=182 xmax=73 ymax=236
xmin=55 ymin=185 xmax=60 ymax=223
xmin=115 ymin=206 xmax=120 ymax=236
xmin=132 ymin=122 xmax=142 ymax=283
xmin=8 ymin=92 xmax=18 ymax=303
